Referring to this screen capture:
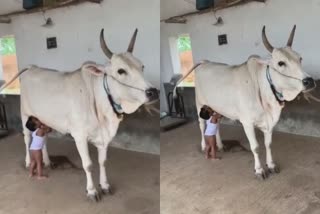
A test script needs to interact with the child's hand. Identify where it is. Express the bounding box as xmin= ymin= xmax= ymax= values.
xmin=212 ymin=113 xmax=222 ymax=121
xmin=43 ymin=127 xmax=51 ymax=133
